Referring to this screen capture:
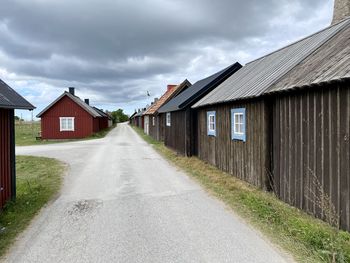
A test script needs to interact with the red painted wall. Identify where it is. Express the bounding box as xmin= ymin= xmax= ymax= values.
xmin=41 ymin=95 xmax=97 ymax=139
xmin=0 ymin=109 xmax=13 ymax=208
xmin=98 ymin=117 xmax=109 ymax=130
